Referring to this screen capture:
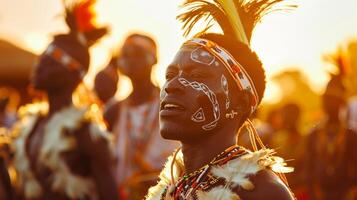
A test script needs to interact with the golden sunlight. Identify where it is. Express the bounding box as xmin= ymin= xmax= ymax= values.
xmin=1 ymin=0 xmax=357 ymax=102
